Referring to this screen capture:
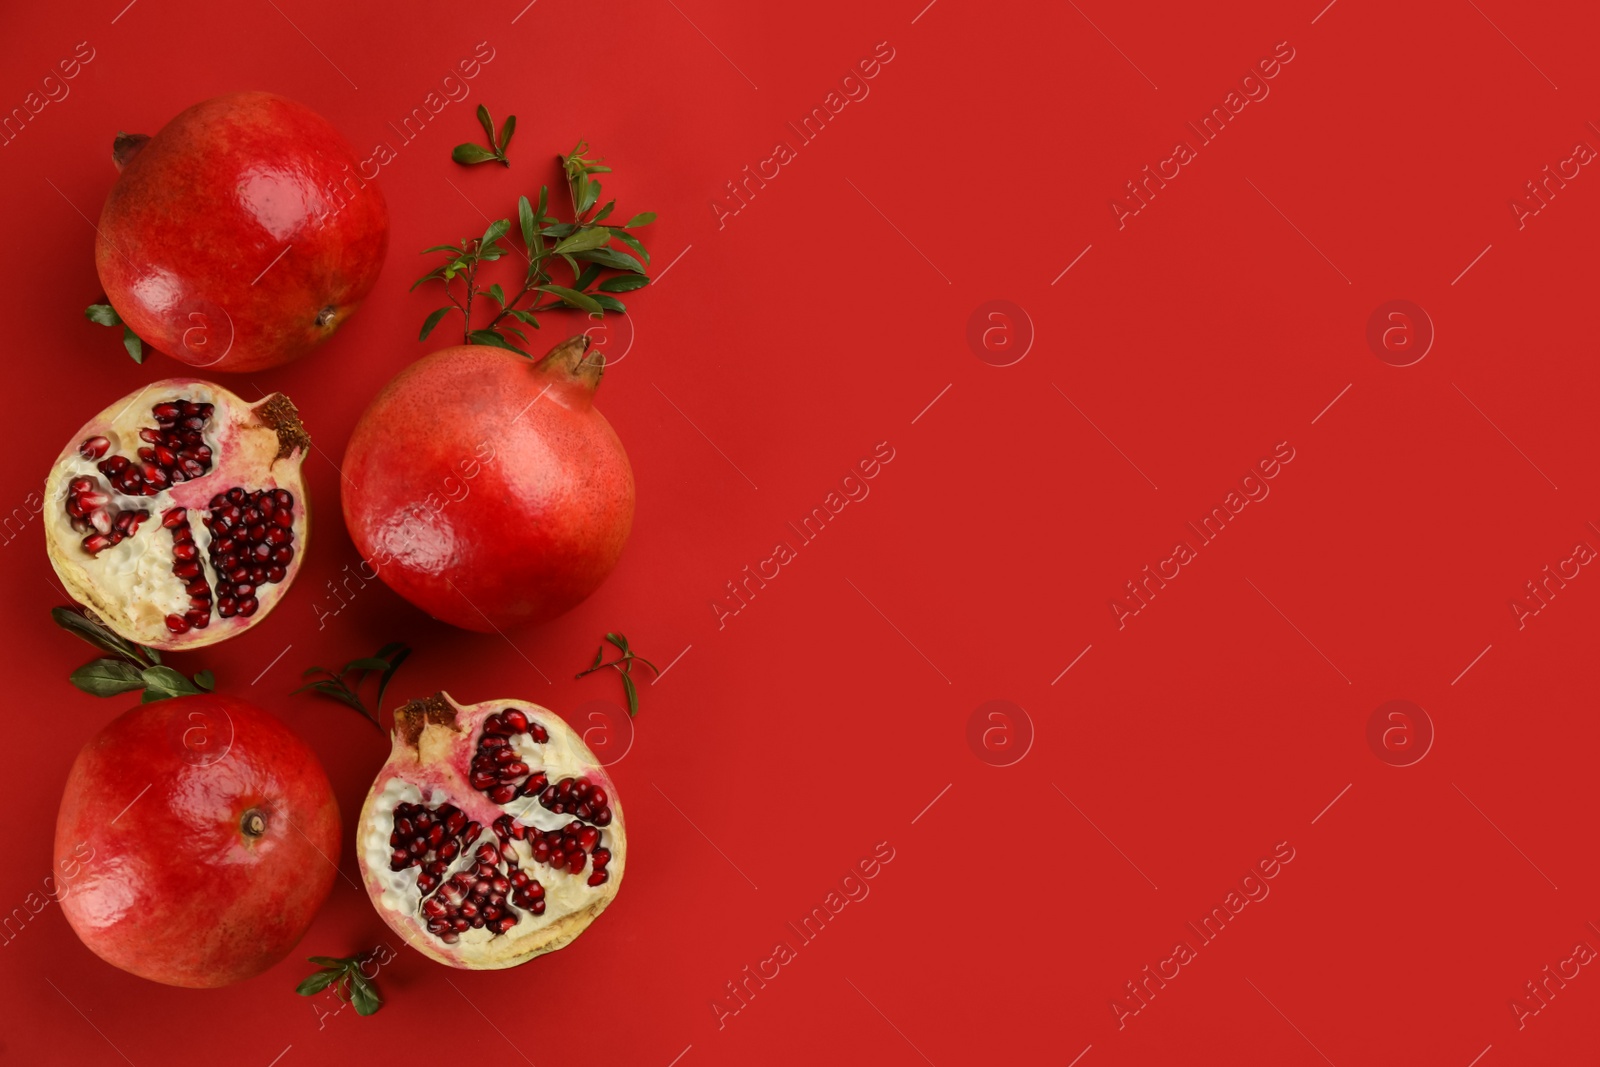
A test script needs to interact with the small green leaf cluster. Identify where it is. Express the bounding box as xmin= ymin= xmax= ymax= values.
xmin=84 ymin=302 xmax=144 ymax=364
xmin=575 ymin=631 xmax=659 ymax=717
xmin=295 ymin=954 xmax=383 ymax=1016
xmin=415 ymin=140 xmax=656 ymax=351
xmin=452 ymin=104 xmax=515 ymax=167
xmin=53 ymin=607 xmax=214 ymax=701
xmin=293 ymin=643 xmax=411 ymax=730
